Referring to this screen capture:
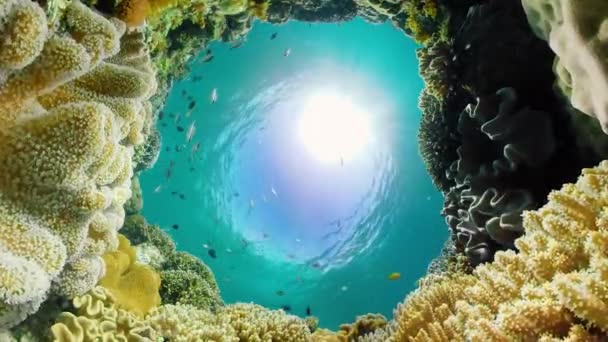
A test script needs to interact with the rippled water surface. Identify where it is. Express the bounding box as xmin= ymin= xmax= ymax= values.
xmin=140 ymin=18 xmax=448 ymax=328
